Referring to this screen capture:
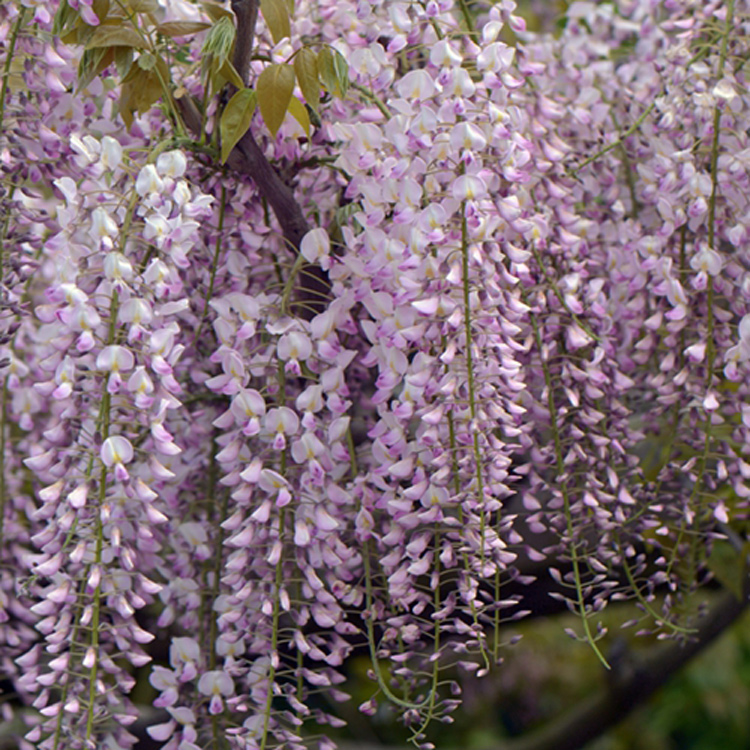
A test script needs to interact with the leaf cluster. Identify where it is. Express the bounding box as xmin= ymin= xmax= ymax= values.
xmin=218 ymin=38 xmax=348 ymax=161
xmin=53 ymin=0 xmax=350 ymax=158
